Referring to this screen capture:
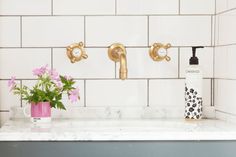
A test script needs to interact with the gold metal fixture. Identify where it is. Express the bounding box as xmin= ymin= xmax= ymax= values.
xmin=66 ymin=42 xmax=88 ymax=63
xmin=149 ymin=43 xmax=171 ymax=62
xmin=108 ymin=43 xmax=127 ymax=80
